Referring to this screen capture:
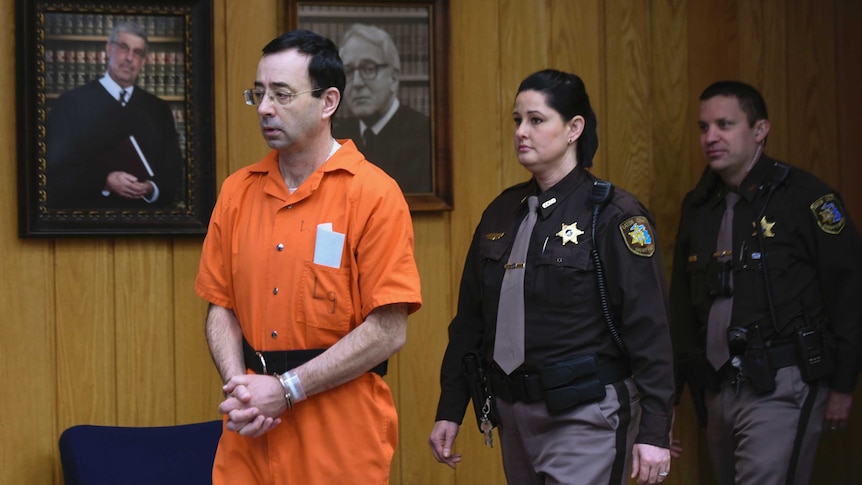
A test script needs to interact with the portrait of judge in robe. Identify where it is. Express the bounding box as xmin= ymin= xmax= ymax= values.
xmin=332 ymin=23 xmax=433 ymax=194
xmin=46 ymin=19 xmax=183 ymax=210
